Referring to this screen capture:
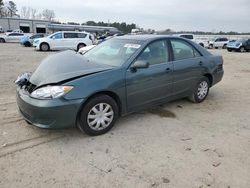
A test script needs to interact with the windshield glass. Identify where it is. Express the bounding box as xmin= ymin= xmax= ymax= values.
xmin=84 ymin=39 xmax=142 ymax=67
